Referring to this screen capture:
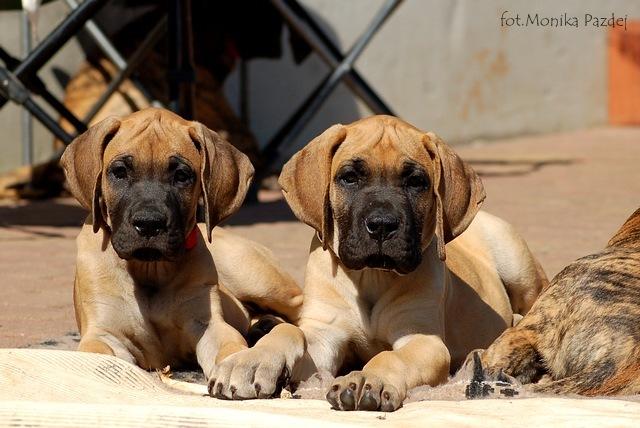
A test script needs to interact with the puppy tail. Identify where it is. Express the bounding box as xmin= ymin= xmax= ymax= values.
xmin=587 ymin=362 xmax=640 ymax=396
xmin=533 ymin=362 xmax=640 ymax=396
